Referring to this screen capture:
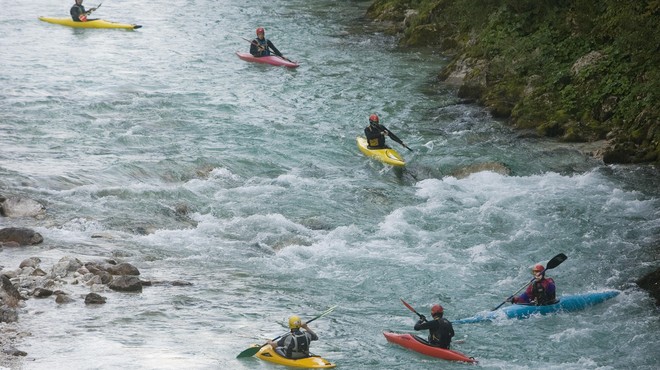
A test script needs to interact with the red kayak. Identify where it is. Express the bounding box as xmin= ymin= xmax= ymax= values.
xmin=383 ymin=332 xmax=477 ymax=363
xmin=235 ymin=52 xmax=299 ymax=68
